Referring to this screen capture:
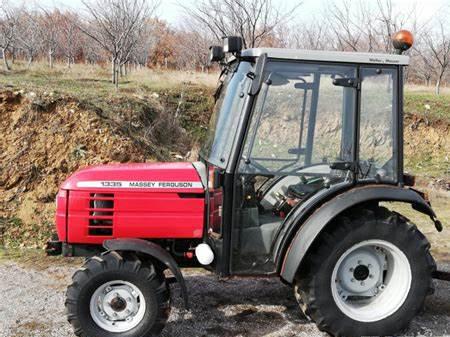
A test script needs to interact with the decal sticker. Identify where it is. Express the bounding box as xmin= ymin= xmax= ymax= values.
xmin=77 ymin=181 xmax=204 ymax=189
